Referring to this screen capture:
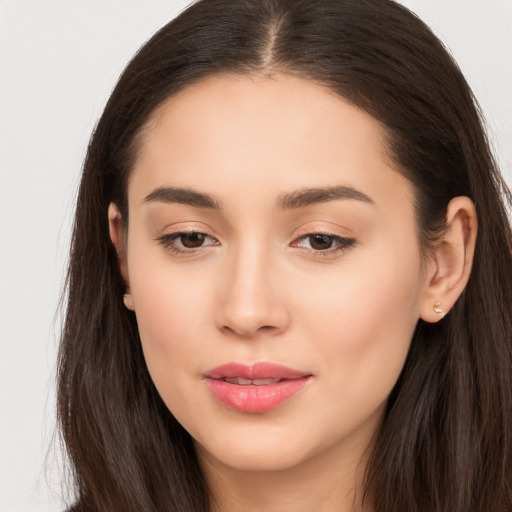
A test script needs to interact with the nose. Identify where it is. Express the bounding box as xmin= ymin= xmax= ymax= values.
xmin=215 ymin=242 xmax=290 ymax=338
